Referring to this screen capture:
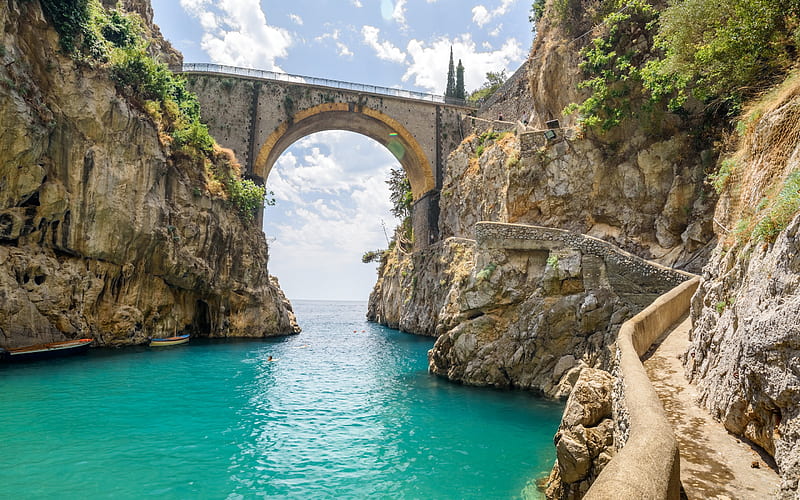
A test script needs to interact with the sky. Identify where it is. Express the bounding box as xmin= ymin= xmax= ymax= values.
xmin=151 ymin=0 xmax=534 ymax=301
